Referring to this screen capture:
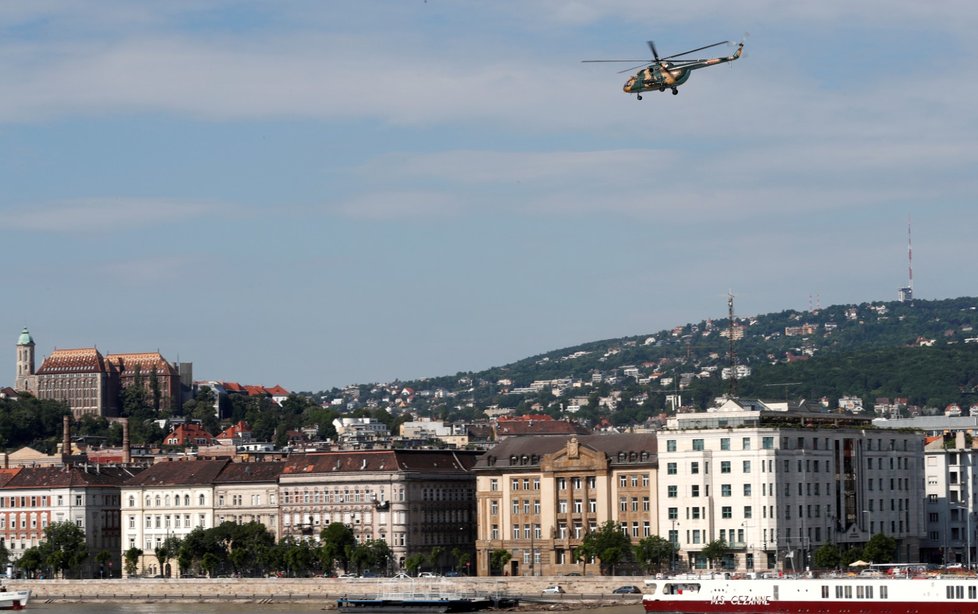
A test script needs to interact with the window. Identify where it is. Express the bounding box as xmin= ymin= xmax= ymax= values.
xmin=692 ymin=439 xmax=704 ymax=451
xmin=666 ymin=440 xmax=677 ymax=452
xmin=744 ymin=506 xmax=753 ymax=519
xmin=691 ymin=485 xmax=700 ymax=497
xmin=668 ymin=507 xmax=678 ymax=520
xmin=691 ymin=462 xmax=700 ymax=474
xmin=490 ymin=479 xmax=498 ymax=492
xmin=721 ymin=461 xmax=731 ymax=474
xmin=512 ymin=479 xmax=520 ymax=491
xmin=742 ymin=437 xmax=751 ymax=450
xmin=721 ymin=506 xmax=732 ymax=519
xmin=589 ymin=499 xmax=597 ymax=513
xmin=743 ymin=484 xmax=752 ymax=496
xmin=743 ymin=460 xmax=751 ymax=473
xmin=667 ymin=462 xmax=678 ymax=475
xmin=720 ymin=438 xmax=730 ymax=451
xmin=668 ymin=486 xmax=678 ymax=498
xmin=762 ymin=437 xmax=774 ymax=450
xmin=721 ymin=484 xmax=732 ymax=497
